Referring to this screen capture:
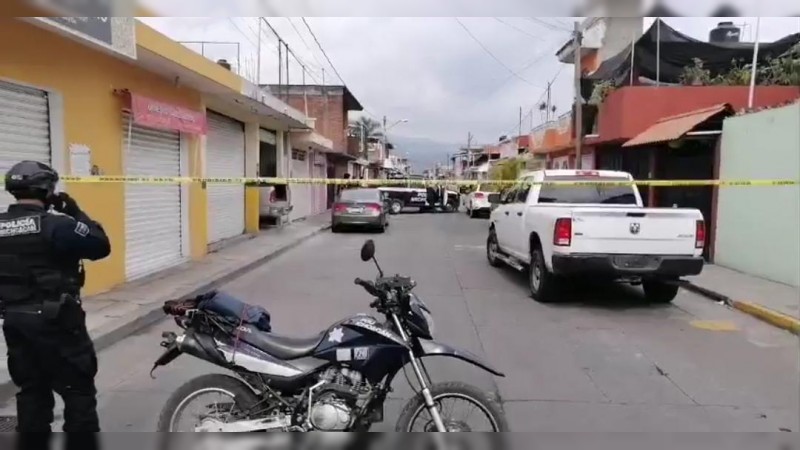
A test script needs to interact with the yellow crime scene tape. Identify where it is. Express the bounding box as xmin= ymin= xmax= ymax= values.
xmin=0 ymin=176 xmax=797 ymax=188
